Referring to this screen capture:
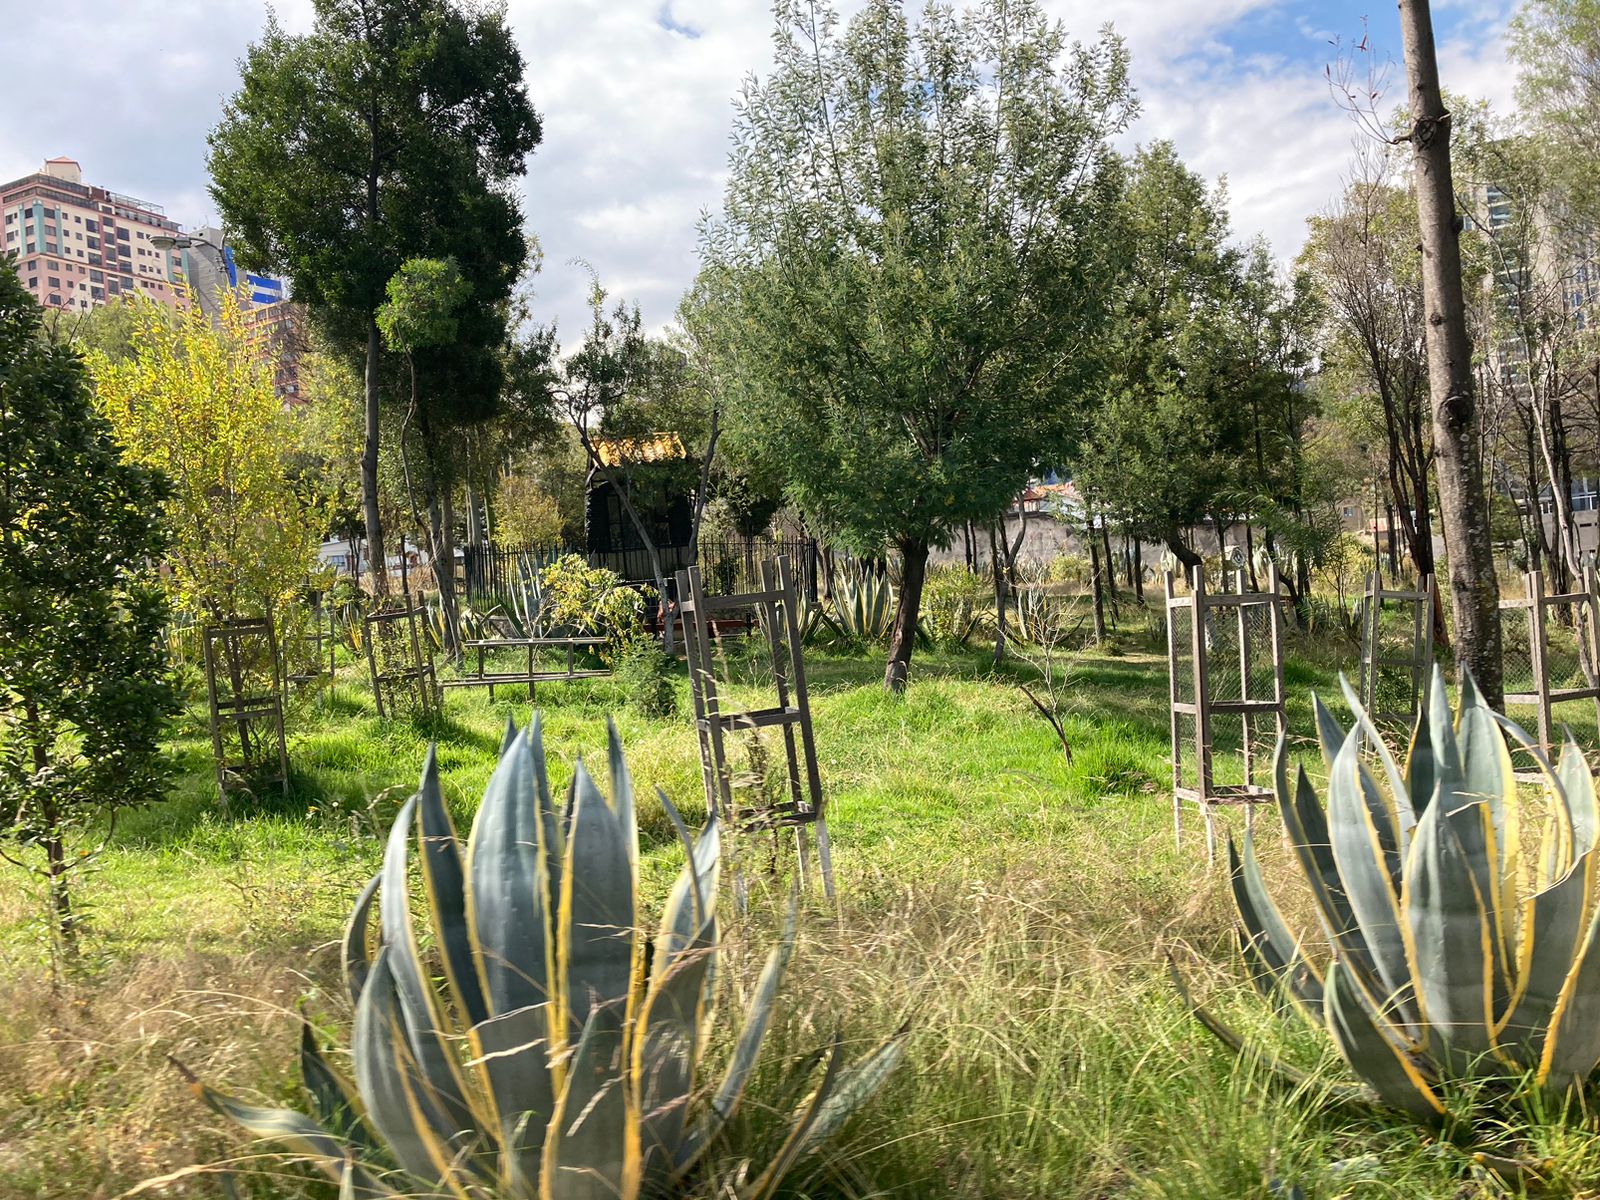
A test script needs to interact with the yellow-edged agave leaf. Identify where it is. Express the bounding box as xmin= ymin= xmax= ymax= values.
xmin=653 ymin=793 xmax=720 ymax=973
xmin=1333 ymin=679 xmax=1415 ymax=843
xmin=343 ymin=872 xmax=381 ymax=1008
xmin=1328 ymin=727 xmax=1411 ymax=1009
xmin=1537 ymin=890 xmax=1600 ymax=1089
xmin=378 ymin=792 xmax=482 ymax=1139
xmin=636 ymin=918 xmax=716 ymax=1184
xmin=415 ymin=752 xmax=489 ymax=1031
xmin=1402 ymin=779 xmax=1499 ymax=1069
xmin=174 ymin=1058 xmax=391 ymax=1195
xmin=740 ymin=1040 xmax=847 ymax=1200
xmin=1275 ymin=745 xmax=1392 ymax=1010
xmin=468 ymin=1002 xmax=556 ymax=1189
xmin=1558 ymin=734 xmax=1599 ymax=859
xmin=353 ymin=948 xmax=480 ymax=1191
xmin=540 ymin=1002 xmax=640 ymax=1200
xmin=1456 ymin=674 xmax=1521 ymax=973
xmin=559 ymin=761 xmax=638 ymax=1046
xmin=1324 ymin=959 xmax=1446 ymax=1122
xmin=1498 ymin=850 xmax=1593 ymax=1069
xmin=795 ymin=1023 xmax=912 ymax=1155
xmin=529 ymin=713 xmax=566 ymax=927
xmin=1229 ymin=832 xmax=1323 ymax=1011
xmin=466 ymin=729 xmax=556 ymax=1018
xmin=671 ymin=905 xmax=800 ymax=1182
xmin=300 ymin=1023 xmax=377 ymax=1156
